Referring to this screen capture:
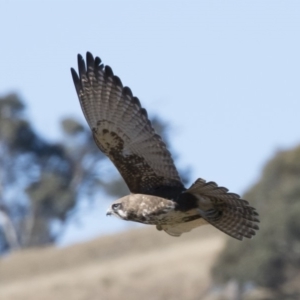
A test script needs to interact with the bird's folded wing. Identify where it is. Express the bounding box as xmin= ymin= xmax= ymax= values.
xmin=71 ymin=52 xmax=184 ymax=198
